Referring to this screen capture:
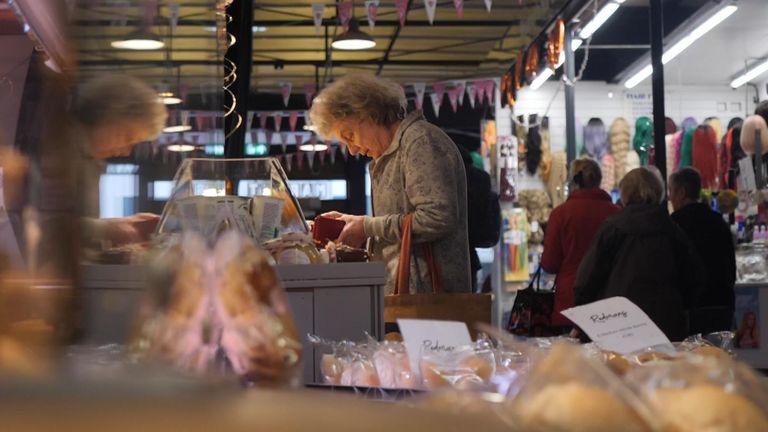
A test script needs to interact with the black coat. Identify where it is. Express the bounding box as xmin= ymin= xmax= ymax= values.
xmin=573 ymin=204 xmax=704 ymax=341
xmin=671 ymin=203 xmax=736 ymax=309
